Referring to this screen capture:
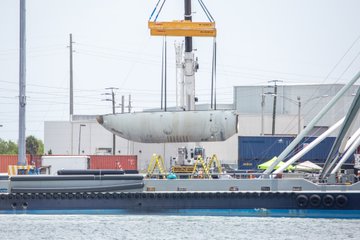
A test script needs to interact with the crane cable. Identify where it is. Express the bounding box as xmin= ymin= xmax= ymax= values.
xmin=197 ymin=0 xmax=215 ymax=22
